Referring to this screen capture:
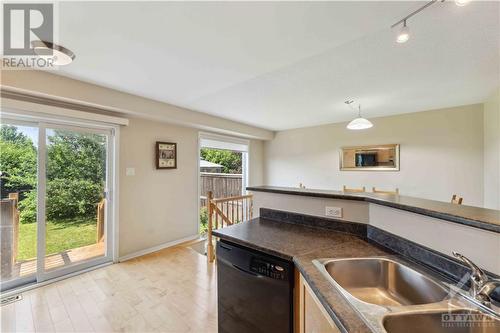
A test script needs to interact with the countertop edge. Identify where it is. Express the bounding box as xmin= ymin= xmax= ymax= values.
xmin=247 ymin=186 xmax=500 ymax=233
xmin=293 ymin=259 xmax=350 ymax=333
xmin=211 ymin=231 xmax=294 ymax=261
